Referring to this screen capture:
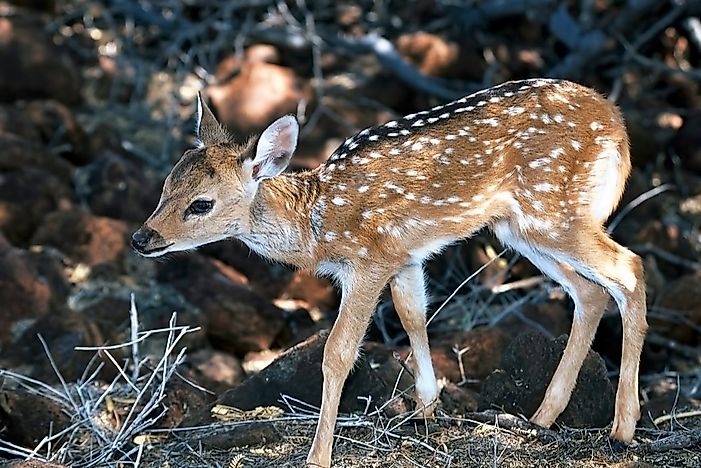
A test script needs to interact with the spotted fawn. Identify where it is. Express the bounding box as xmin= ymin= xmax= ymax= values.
xmin=132 ymin=79 xmax=647 ymax=467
